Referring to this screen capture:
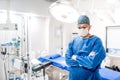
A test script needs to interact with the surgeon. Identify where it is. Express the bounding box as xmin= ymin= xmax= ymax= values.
xmin=65 ymin=15 xmax=106 ymax=80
